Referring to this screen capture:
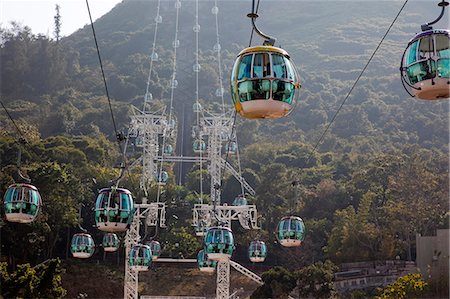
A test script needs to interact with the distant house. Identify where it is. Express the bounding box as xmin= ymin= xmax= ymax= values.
xmin=334 ymin=260 xmax=416 ymax=292
xmin=416 ymin=229 xmax=449 ymax=282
